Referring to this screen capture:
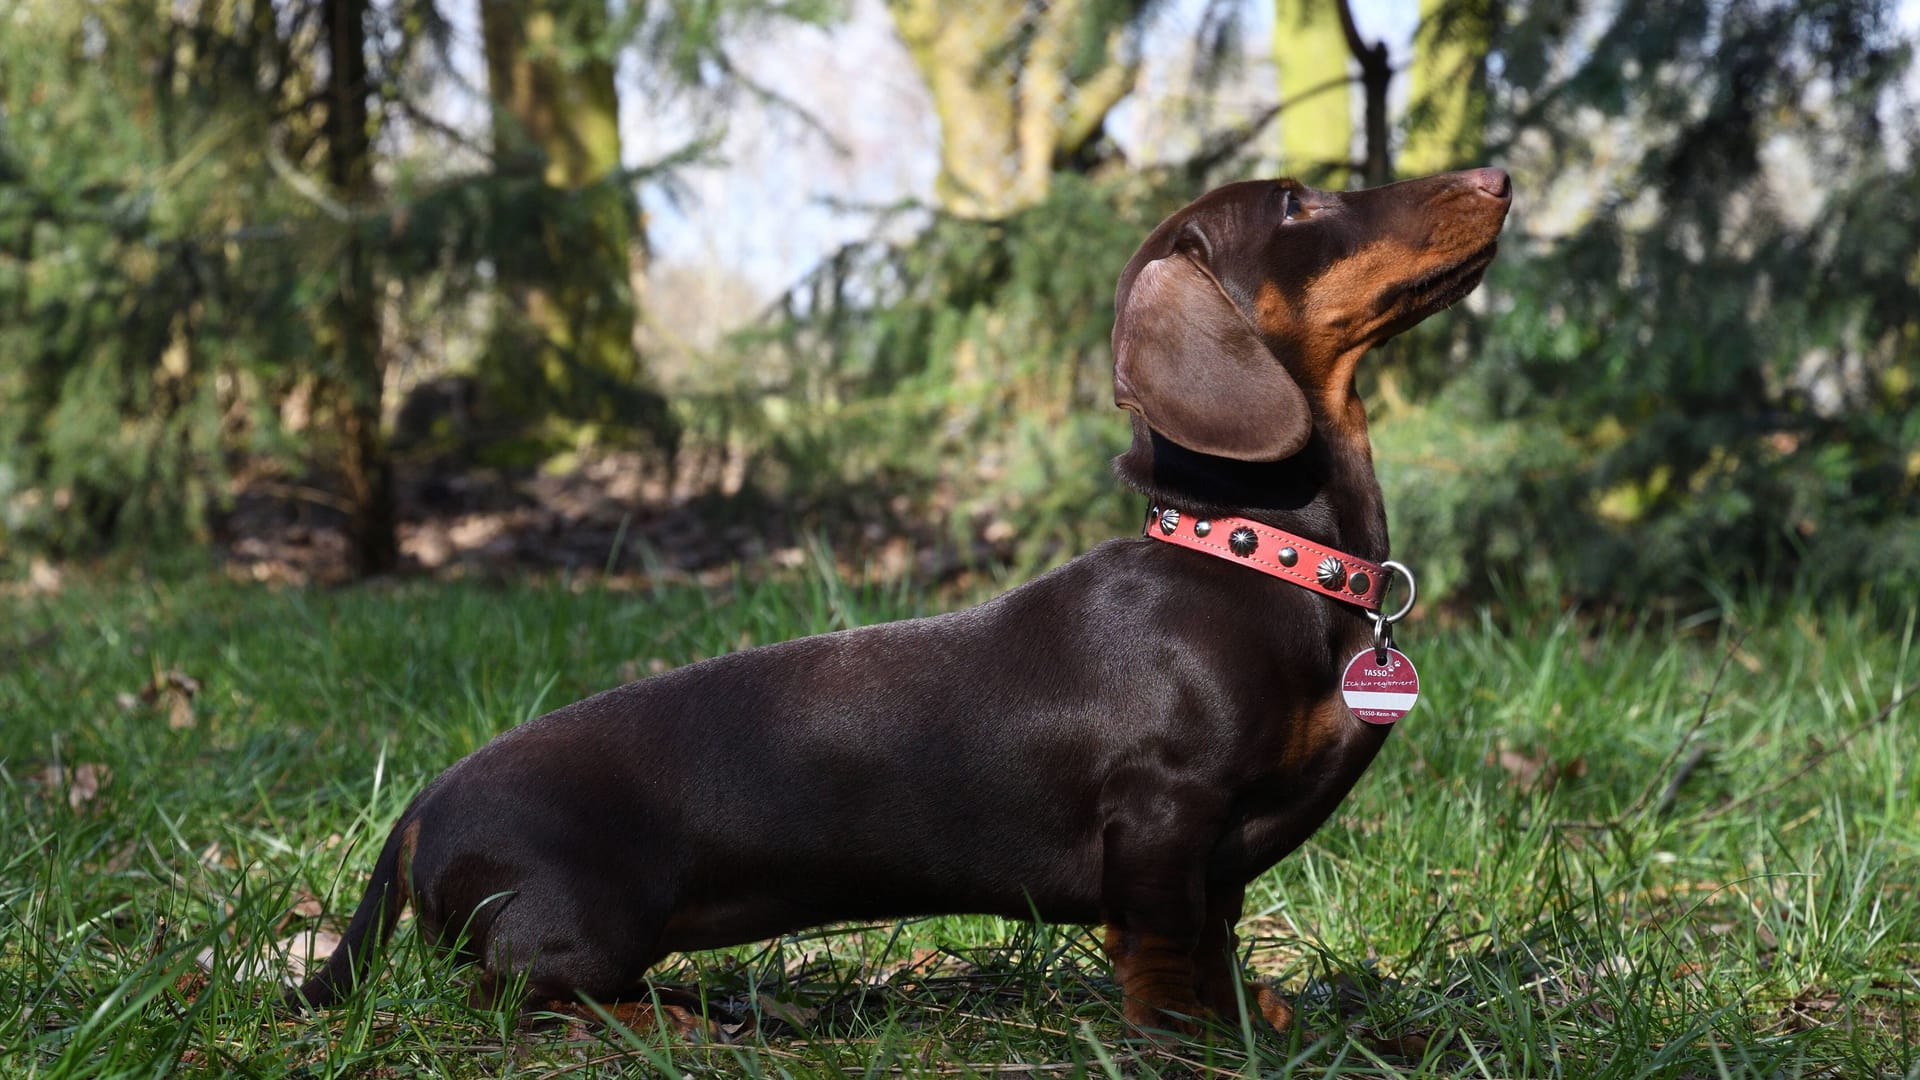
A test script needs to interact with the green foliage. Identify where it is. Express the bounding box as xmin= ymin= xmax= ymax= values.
xmin=4 ymin=0 xmax=1915 ymax=611
xmin=712 ymin=173 xmax=1190 ymax=562
xmin=0 ymin=3 xmax=314 ymax=552
xmin=1381 ymin=0 xmax=1920 ymax=603
xmin=0 ymin=0 xmax=837 ymax=563
xmin=728 ymin=0 xmax=1918 ymax=606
